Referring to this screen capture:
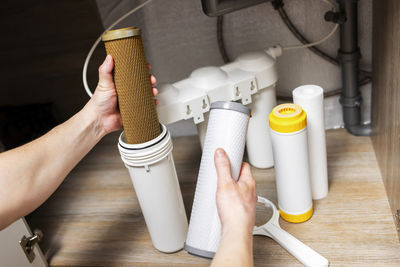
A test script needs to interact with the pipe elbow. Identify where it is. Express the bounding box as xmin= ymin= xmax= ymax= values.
xmin=345 ymin=124 xmax=371 ymax=136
